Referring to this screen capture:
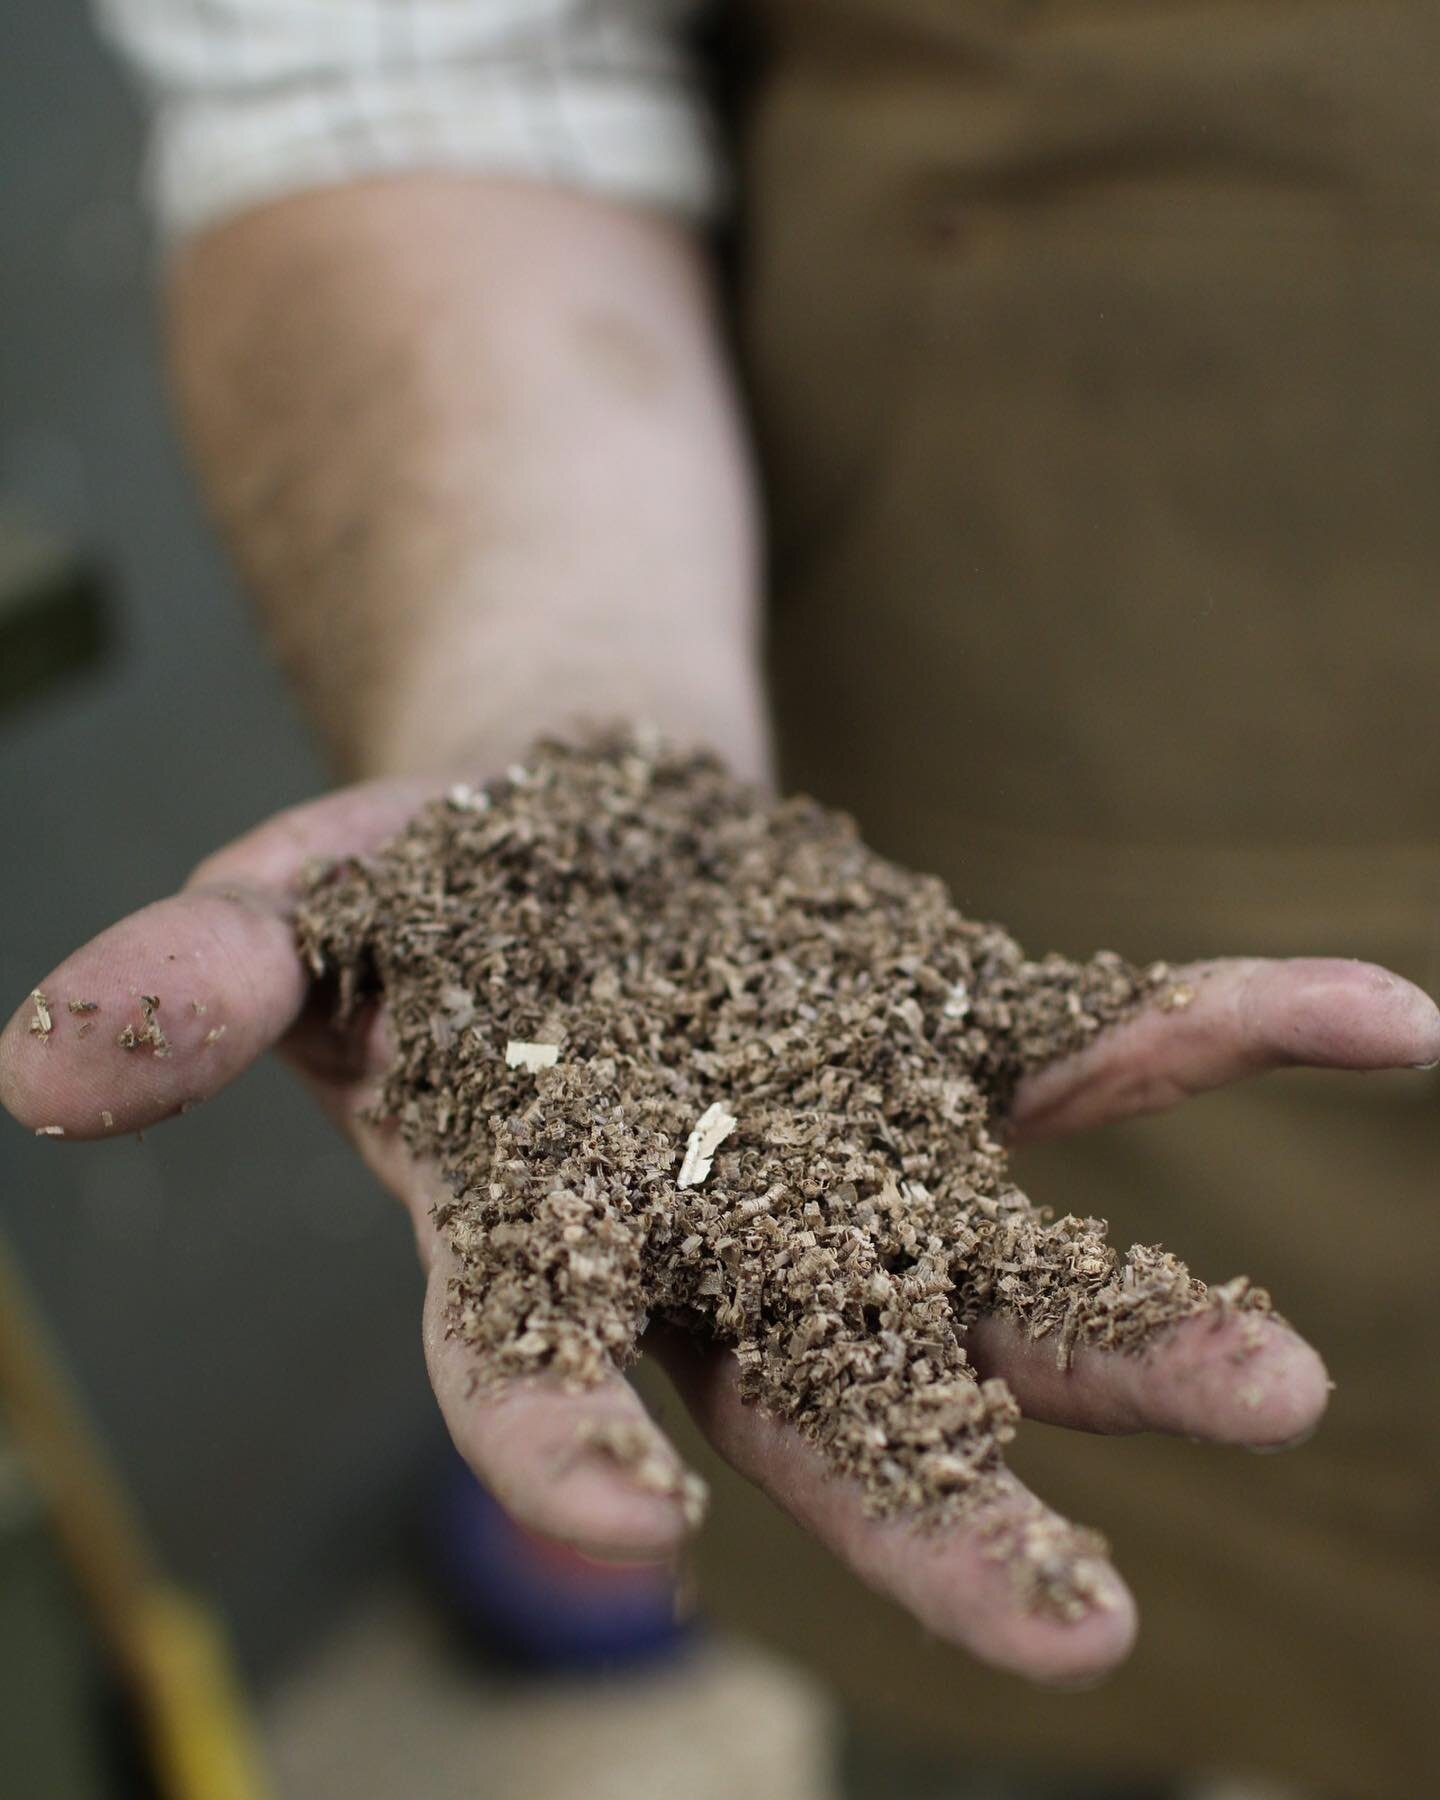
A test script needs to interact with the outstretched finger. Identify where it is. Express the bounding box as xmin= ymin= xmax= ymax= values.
xmin=963 ymin=1307 xmax=1329 ymax=1449
xmin=1010 ymin=956 xmax=1440 ymax=1143
xmin=0 ymin=778 xmax=434 ymax=1140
